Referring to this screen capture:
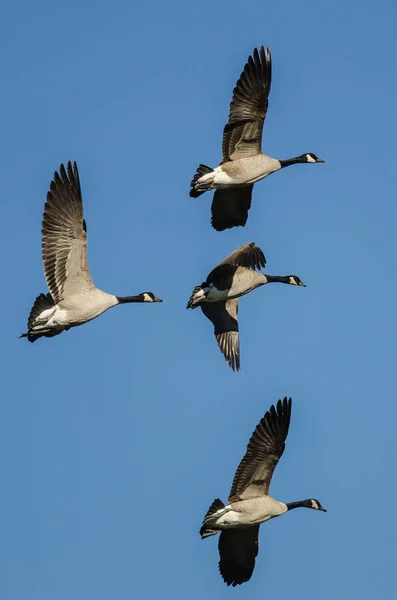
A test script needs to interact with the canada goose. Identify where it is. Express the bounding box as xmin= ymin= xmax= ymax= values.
xmin=190 ymin=46 xmax=324 ymax=231
xmin=200 ymin=397 xmax=326 ymax=586
xmin=21 ymin=162 xmax=162 ymax=342
xmin=186 ymin=242 xmax=305 ymax=371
